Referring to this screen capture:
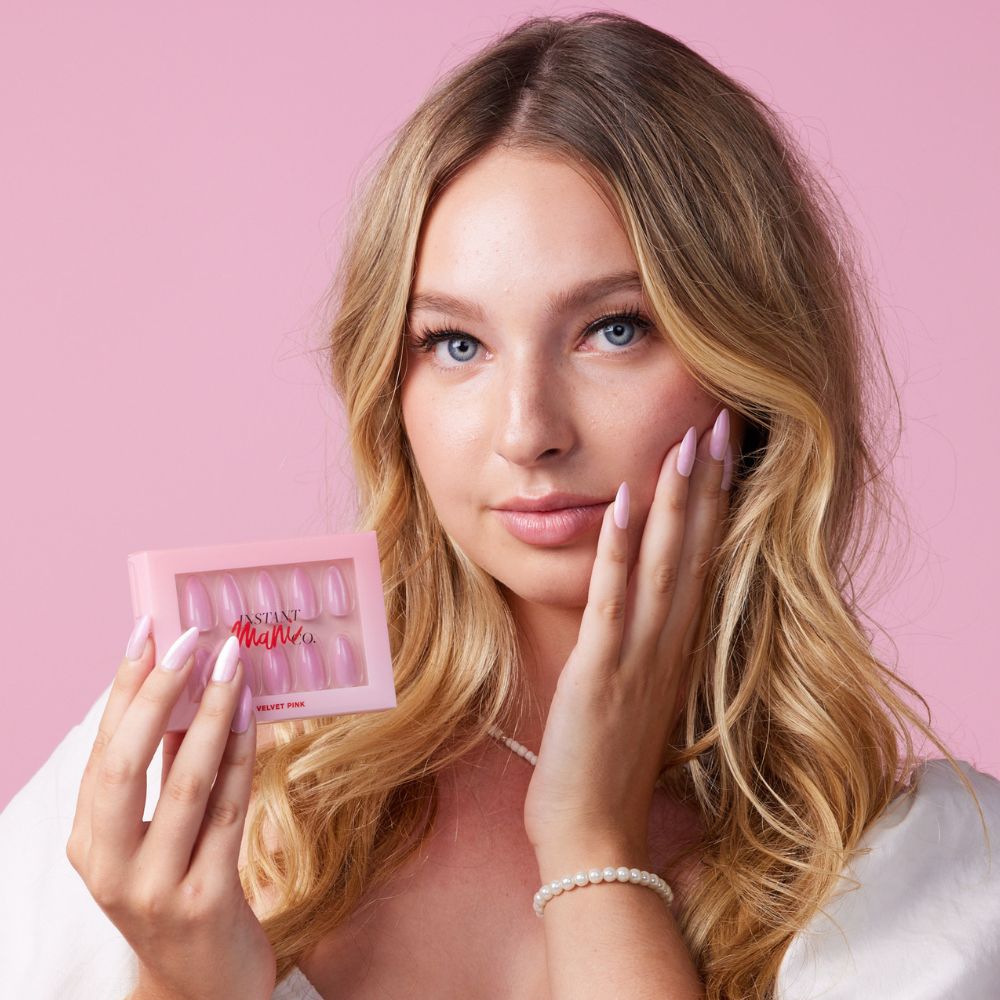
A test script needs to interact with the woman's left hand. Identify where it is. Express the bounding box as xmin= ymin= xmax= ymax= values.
xmin=523 ymin=408 xmax=734 ymax=861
